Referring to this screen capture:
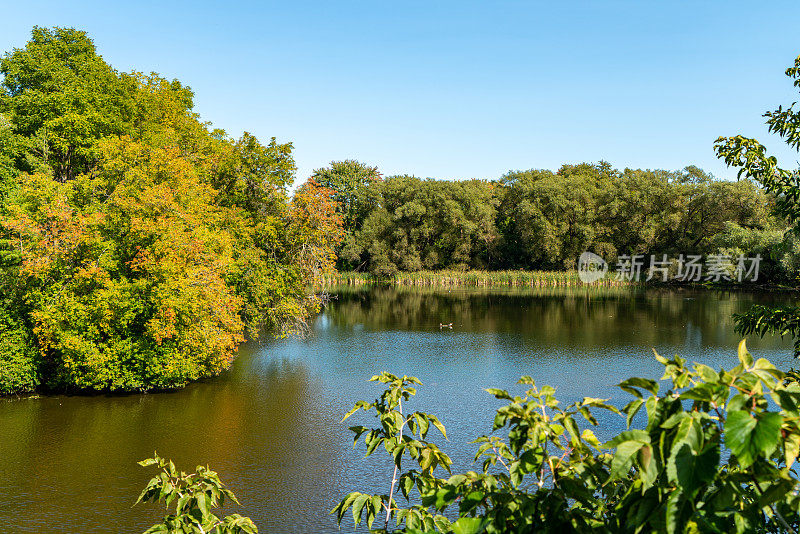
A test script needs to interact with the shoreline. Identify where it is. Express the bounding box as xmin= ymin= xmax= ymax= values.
xmin=320 ymin=270 xmax=797 ymax=291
